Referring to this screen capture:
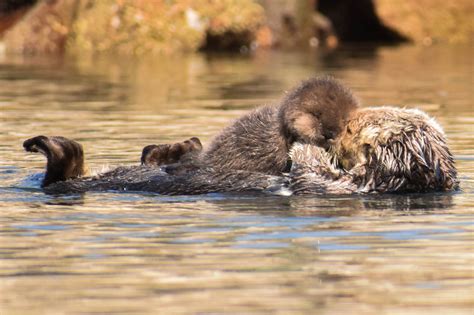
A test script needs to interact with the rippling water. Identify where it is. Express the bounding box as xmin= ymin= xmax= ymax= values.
xmin=1 ymin=45 xmax=473 ymax=314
